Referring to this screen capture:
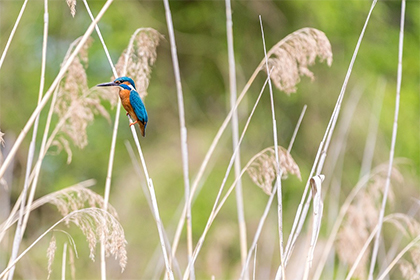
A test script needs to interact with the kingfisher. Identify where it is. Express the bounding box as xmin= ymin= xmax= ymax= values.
xmin=97 ymin=76 xmax=148 ymax=137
